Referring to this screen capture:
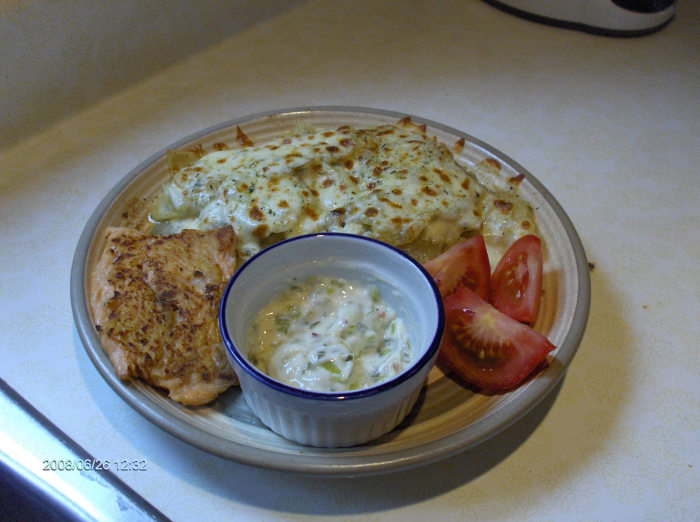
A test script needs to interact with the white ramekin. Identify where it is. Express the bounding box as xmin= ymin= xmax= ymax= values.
xmin=220 ymin=233 xmax=444 ymax=448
